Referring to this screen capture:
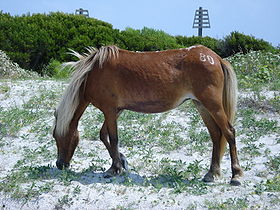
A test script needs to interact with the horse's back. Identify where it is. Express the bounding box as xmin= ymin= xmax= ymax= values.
xmin=85 ymin=45 xmax=224 ymax=113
